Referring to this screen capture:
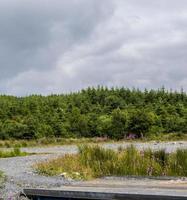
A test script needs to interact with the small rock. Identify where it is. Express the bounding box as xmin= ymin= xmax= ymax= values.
xmin=60 ymin=172 xmax=67 ymax=178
